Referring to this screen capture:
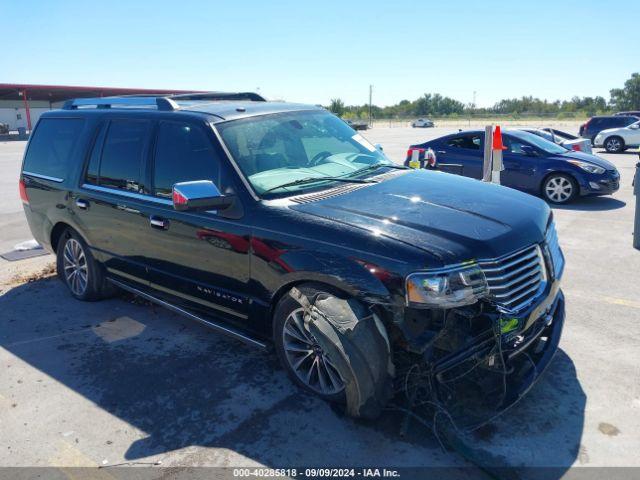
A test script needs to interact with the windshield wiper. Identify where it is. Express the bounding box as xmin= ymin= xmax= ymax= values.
xmin=347 ymin=162 xmax=409 ymax=177
xmin=262 ymin=176 xmax=376 ymax=194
